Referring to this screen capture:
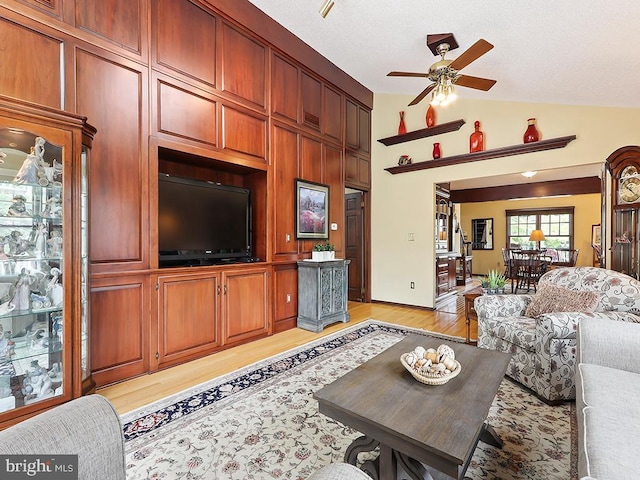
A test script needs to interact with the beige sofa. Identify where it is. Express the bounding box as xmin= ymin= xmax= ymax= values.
xmin=576 ymin=316 xmax=640 ymax=479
